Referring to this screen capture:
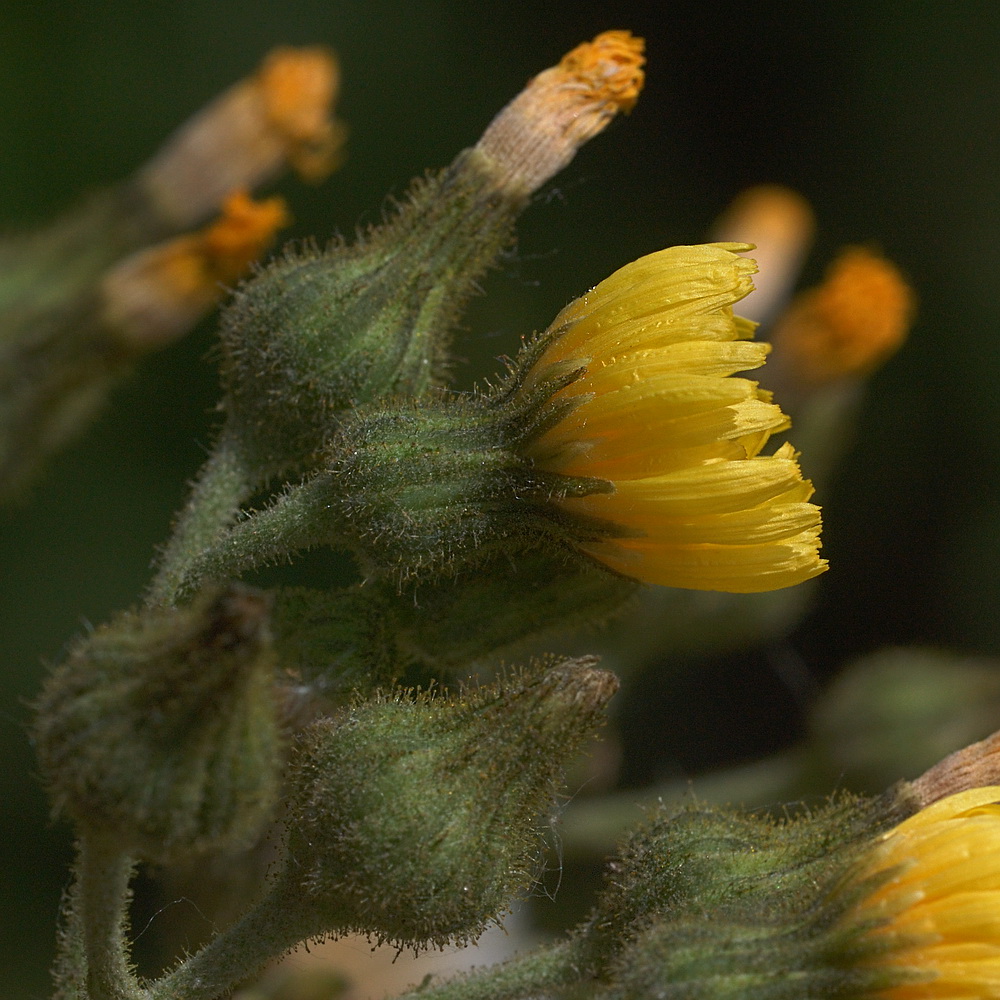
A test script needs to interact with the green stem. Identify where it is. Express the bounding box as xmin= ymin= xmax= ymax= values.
xmin=147 ymin=884 xmax=318 ymax=1000
xmin=396 ymin=938 xmax=585 ymax=1000
xmin=77 ymin=837 xmax=144 ymax=1000
xmin=146 ymin=429 xmax=254 ymax=607
xmin=164 ymin=471 xmax=348 ymax=605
